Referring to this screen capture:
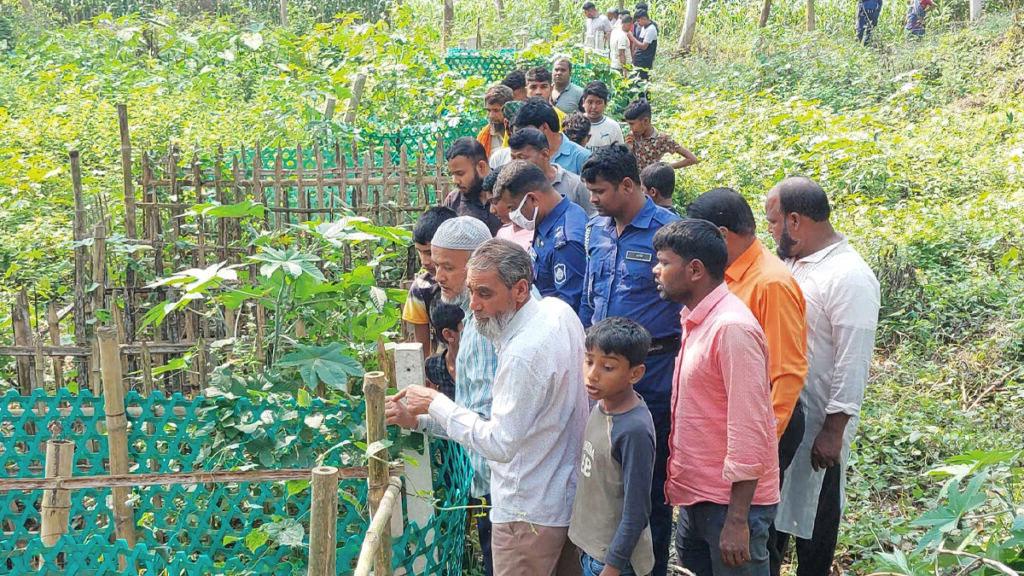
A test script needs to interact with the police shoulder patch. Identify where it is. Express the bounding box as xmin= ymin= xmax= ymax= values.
xmin=554 ymin=263 xmax=567 ymax=285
